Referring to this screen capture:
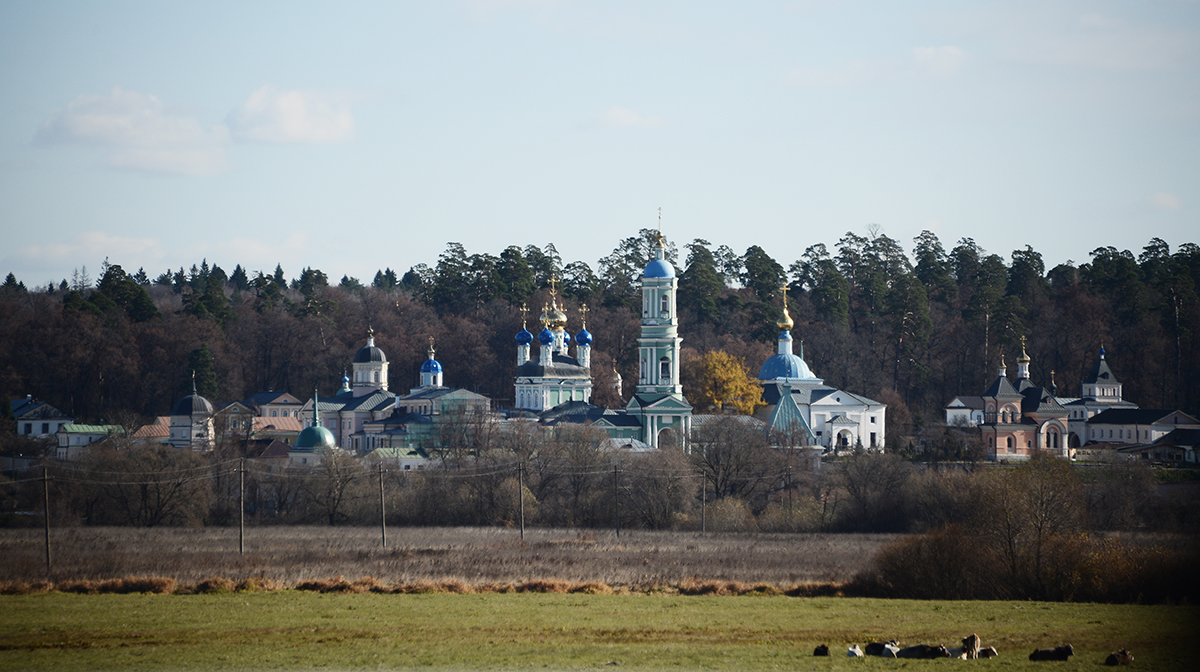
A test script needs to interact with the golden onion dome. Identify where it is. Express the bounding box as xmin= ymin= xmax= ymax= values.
xmin=540 ymin=300 xmax=567 ymax=329
xmin=777 ymin=287 xmax=794 ymax=331
xmin=777 ymin=304 xmax=794 ymax=331
xmin=1017 ymin=336 xmax=1031 ymax=363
